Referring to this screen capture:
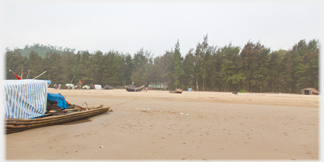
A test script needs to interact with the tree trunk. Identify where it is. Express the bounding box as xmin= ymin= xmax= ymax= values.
xmin=247 ymin=73 xmax=250 ymax=92
xmin=203 ymin=78 xmax=205 ymax=91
